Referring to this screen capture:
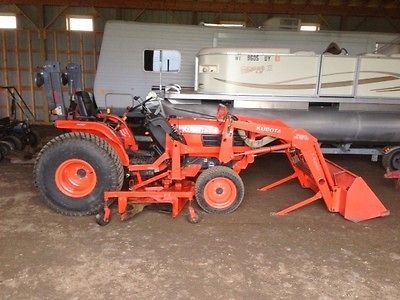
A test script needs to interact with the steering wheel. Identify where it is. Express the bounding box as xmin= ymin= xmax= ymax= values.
xmin=127 ymin=96 xmax=154 ymax=113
